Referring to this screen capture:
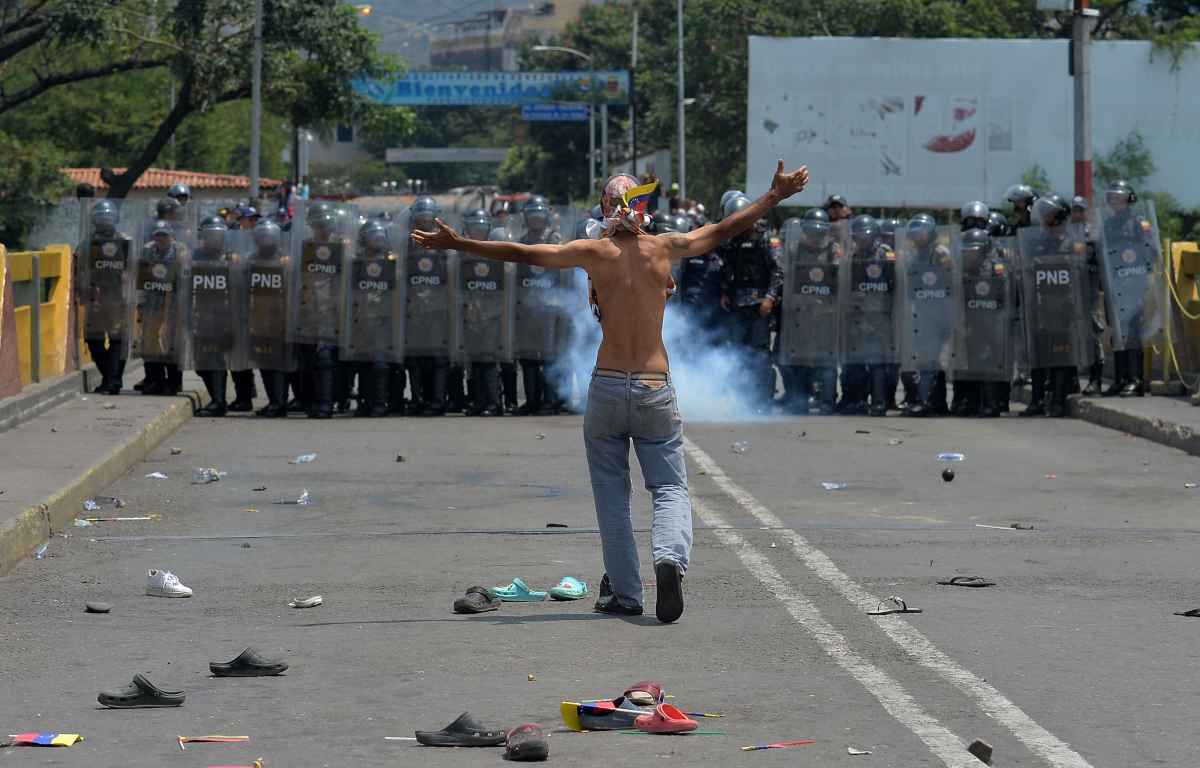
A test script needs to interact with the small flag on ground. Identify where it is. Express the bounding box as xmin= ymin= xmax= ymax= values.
xmin=8 ymin=732 xmax=83 ymax=747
